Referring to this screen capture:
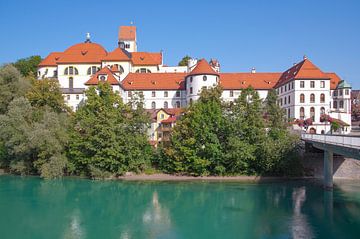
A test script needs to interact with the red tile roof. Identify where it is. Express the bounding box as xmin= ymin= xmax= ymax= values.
xmin=131 ymin=52 xmax=162 ymax=66
xmin=188 ymin=59 xmax=219 ymax=76
xmin=119 ymin=26 xmax=136 ymax=41
xmin=102 ymin=48 xmax=131 ymax=61
xmin=219 ymin=73 xmax=281 ymax=90
xmin=38 ymin=52 xmax=62 ymax=67
xmin=57 ymin=42 xmax=107 ymax=64
xmin=161 ymin=116 xmax=177 ymax=123
xmin=85 ymin=67 xmax=119 ymax=85
xmin=275 ymin=59 xmax=329 ymax=88
xmin=121 ymin=73 xmax=186 ymax=90
xmin=325 ymin=73 xmax=341 ymax=90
